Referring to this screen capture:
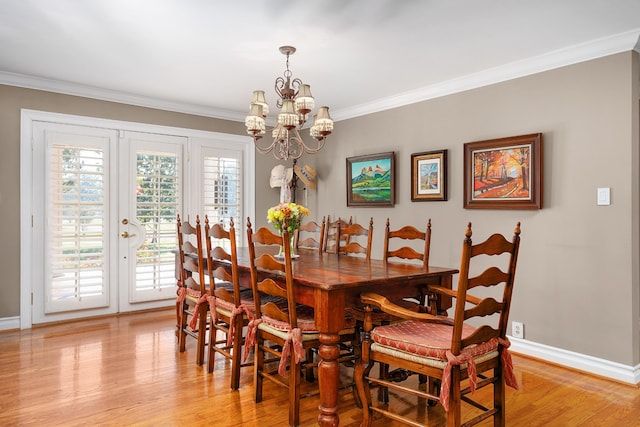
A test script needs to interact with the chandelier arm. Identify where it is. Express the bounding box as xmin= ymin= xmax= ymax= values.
xmin=253 ymin=138 xmax=278 ymax=155
xmin=274 ymin=77 xmax=286 ymax=108
xmin=285 ymin=131 xmax=304 ymax=160
xmin=299 ymin=137 xmax=327 ymax=154
xmin=290 ymin=77 xmax=302 ymax=97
